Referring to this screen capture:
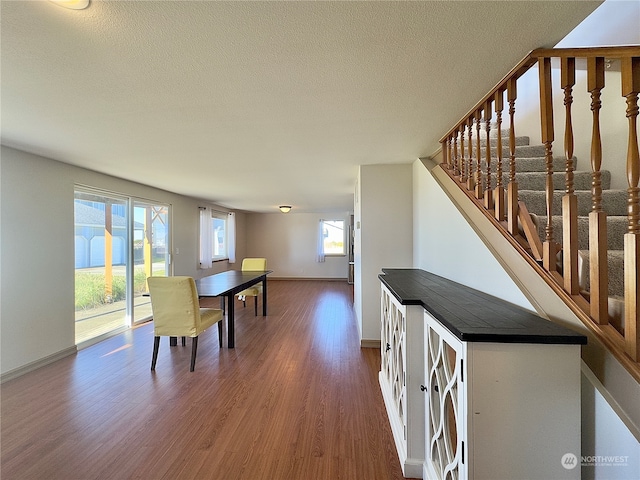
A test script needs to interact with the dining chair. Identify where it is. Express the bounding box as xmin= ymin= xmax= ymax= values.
xmin=147 ymin=276 xmax=224 ymax=372
xmin=236 ymin=257 xmax=267 ymax=315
